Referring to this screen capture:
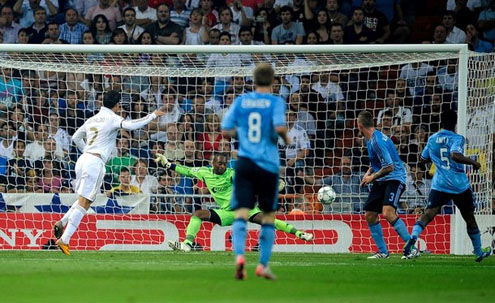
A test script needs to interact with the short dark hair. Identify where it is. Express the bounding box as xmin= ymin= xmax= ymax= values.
xmin=103 ymin=90 xmax=121 ymax=109
xmin=358 ymin=110 xmax=374 ymax=128
xmin=119 ymin=166 xmax=130 ymax=174
xmin=253 ymin=63 xmax=274 ymax=87
xmin=123 ymin=7 xmax=136 ymax=16
xmin=443 ymin=10 xmax=456 ymax=20
xmin=441 ymin=109 xmax=457 ymax=131
xmin=219 ymin=31 xmax=231 ymax=41
xmin=280 ymin=5 xmax=293 ymax=14
xmin=239 ymin=26 xmax=252 ymax=36
xmin=213 ymin=152 xmax=229 ymax=161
